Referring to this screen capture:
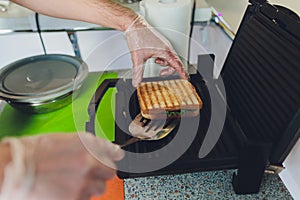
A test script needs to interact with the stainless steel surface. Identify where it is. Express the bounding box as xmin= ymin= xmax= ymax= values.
xmin=6 ymin=90 xmax=79 ymax=113
xmin=0 ymin=54 xmax=89 ymax=113
xmin=265 ymin=165 xmax=285 ymax=175
xmin=211 ymin=8 xmax=235 ymax=40
xmin=119 ymin=0 xmax=141 ymax=3
xmin=0 ymin=2 xmax=33 ymax=18
xmin=0 ymin=4 xmax=7 ymax=12
xmin=118 ymin=113 xmax=178 ymax=148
